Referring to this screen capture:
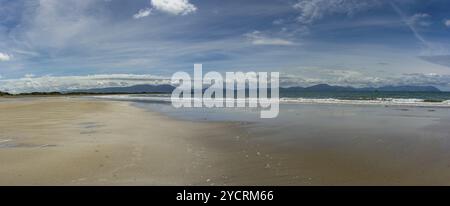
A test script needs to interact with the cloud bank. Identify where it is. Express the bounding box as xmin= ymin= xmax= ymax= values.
xmin=2 ymin=71 xmax=450 ymax=94
xmin=0 ymin=74 xmax=171 ymax=94
xmin=281 ymin=70 xmax=450 ymax=89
